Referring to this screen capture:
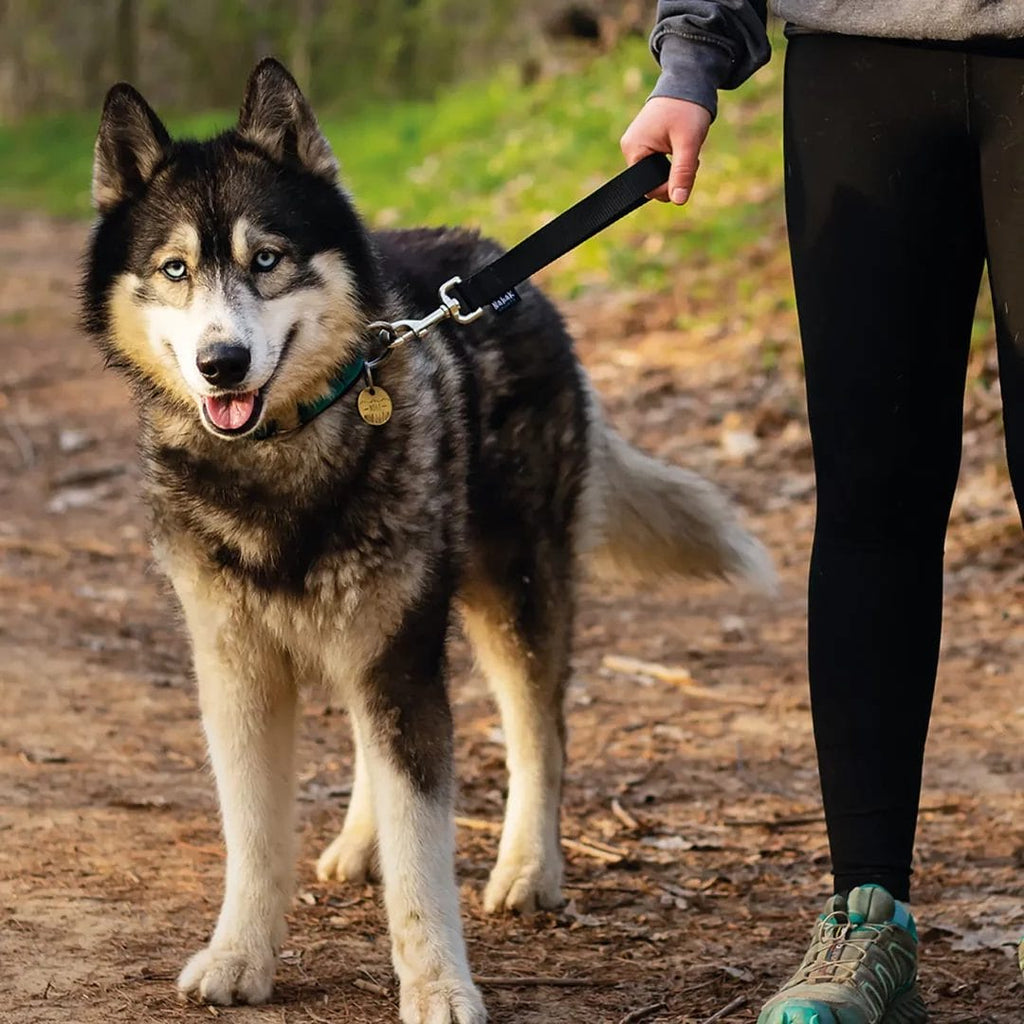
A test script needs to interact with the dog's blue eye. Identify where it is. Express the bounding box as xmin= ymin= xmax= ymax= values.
xmin=252 ymin=250 xmax=280 ymax=272
xmin=162 ymin=259 xmax=188 ymax=281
